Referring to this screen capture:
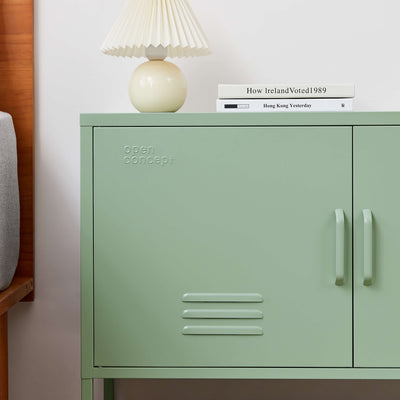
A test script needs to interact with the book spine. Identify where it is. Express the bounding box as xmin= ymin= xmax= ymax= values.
xmin=216 ymin=98 xmax=353 ymax=113
xmin=218 ymin=84 xmax=355 ymax=99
